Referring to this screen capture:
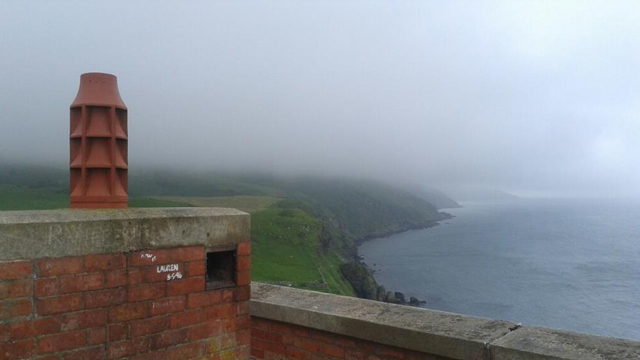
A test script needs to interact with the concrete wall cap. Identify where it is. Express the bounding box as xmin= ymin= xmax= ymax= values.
xmin=0 ymin=207 xmax=246 ymax=224
xmin=0 ymin=208 xmax=249 ymax=261
xmin=491 ymin=325 xmax=640 ymax=360
xmin=251 ymin=283 xmax=640 ymax=360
